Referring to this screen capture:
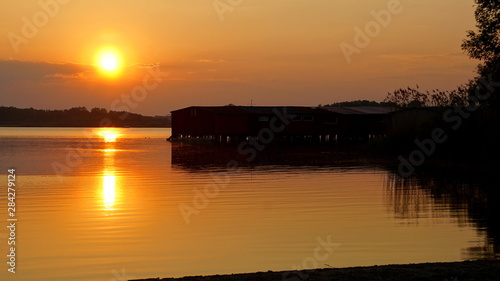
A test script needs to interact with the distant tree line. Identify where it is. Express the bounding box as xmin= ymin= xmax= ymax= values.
xmin=319 ymin=100 xmax=397 ymax=108
xmin=0 ymin=106 xmax=171 ymax=127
